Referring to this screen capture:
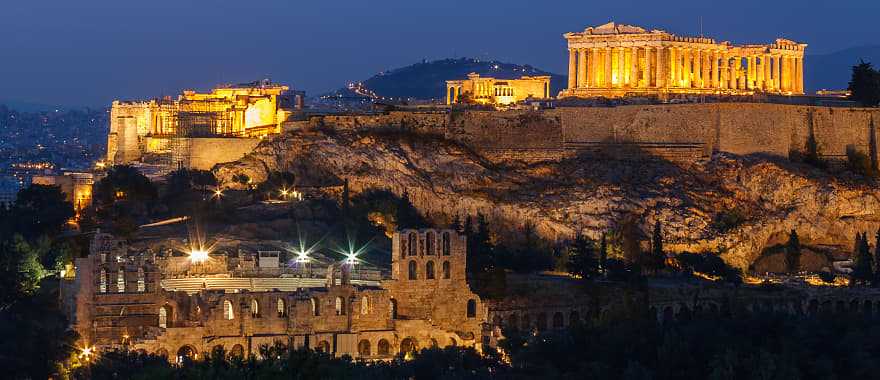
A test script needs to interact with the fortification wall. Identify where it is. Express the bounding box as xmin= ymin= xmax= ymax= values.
xmin=288 ymin=104 xmax=880 ymax=166
xmin=183 ymin=138 xmax=261 ymax=171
